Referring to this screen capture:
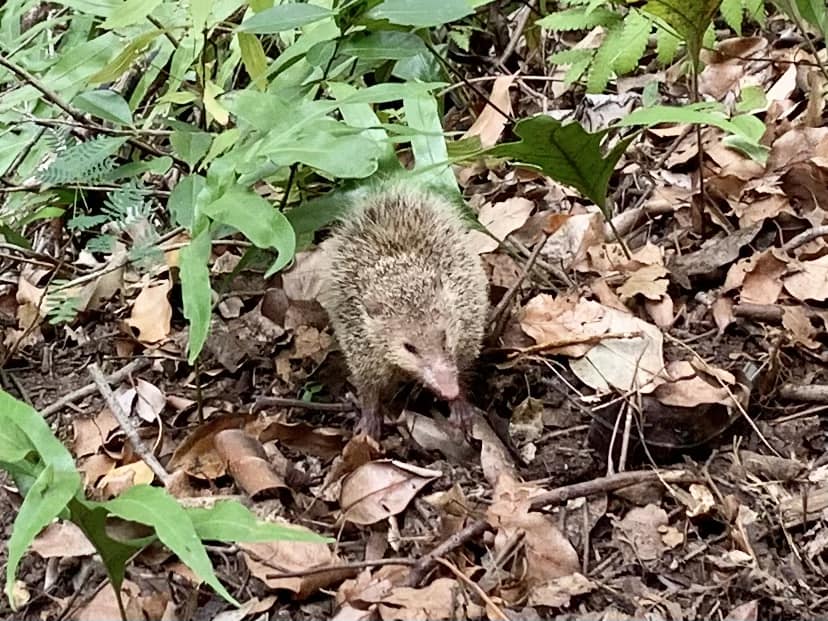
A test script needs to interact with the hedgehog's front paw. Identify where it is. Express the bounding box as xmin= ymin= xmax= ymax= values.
xmin=355 ymin=405 xmax=383 ymax=440
xmin=448 ymin=398 xmax=477 ymax=437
